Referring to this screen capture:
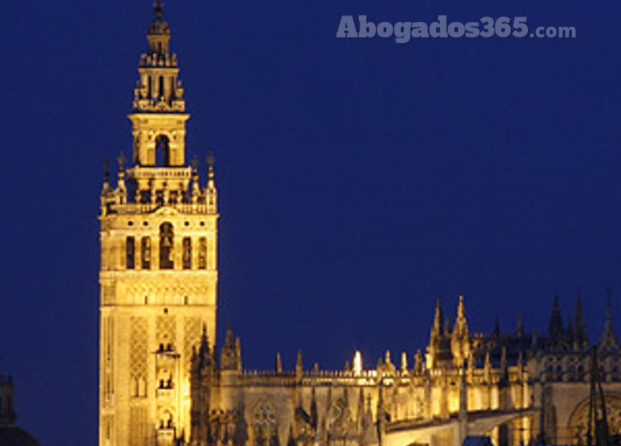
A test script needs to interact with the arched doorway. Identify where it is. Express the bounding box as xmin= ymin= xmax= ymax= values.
xmin=568 ymin=393 xmax=621 ymax=445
